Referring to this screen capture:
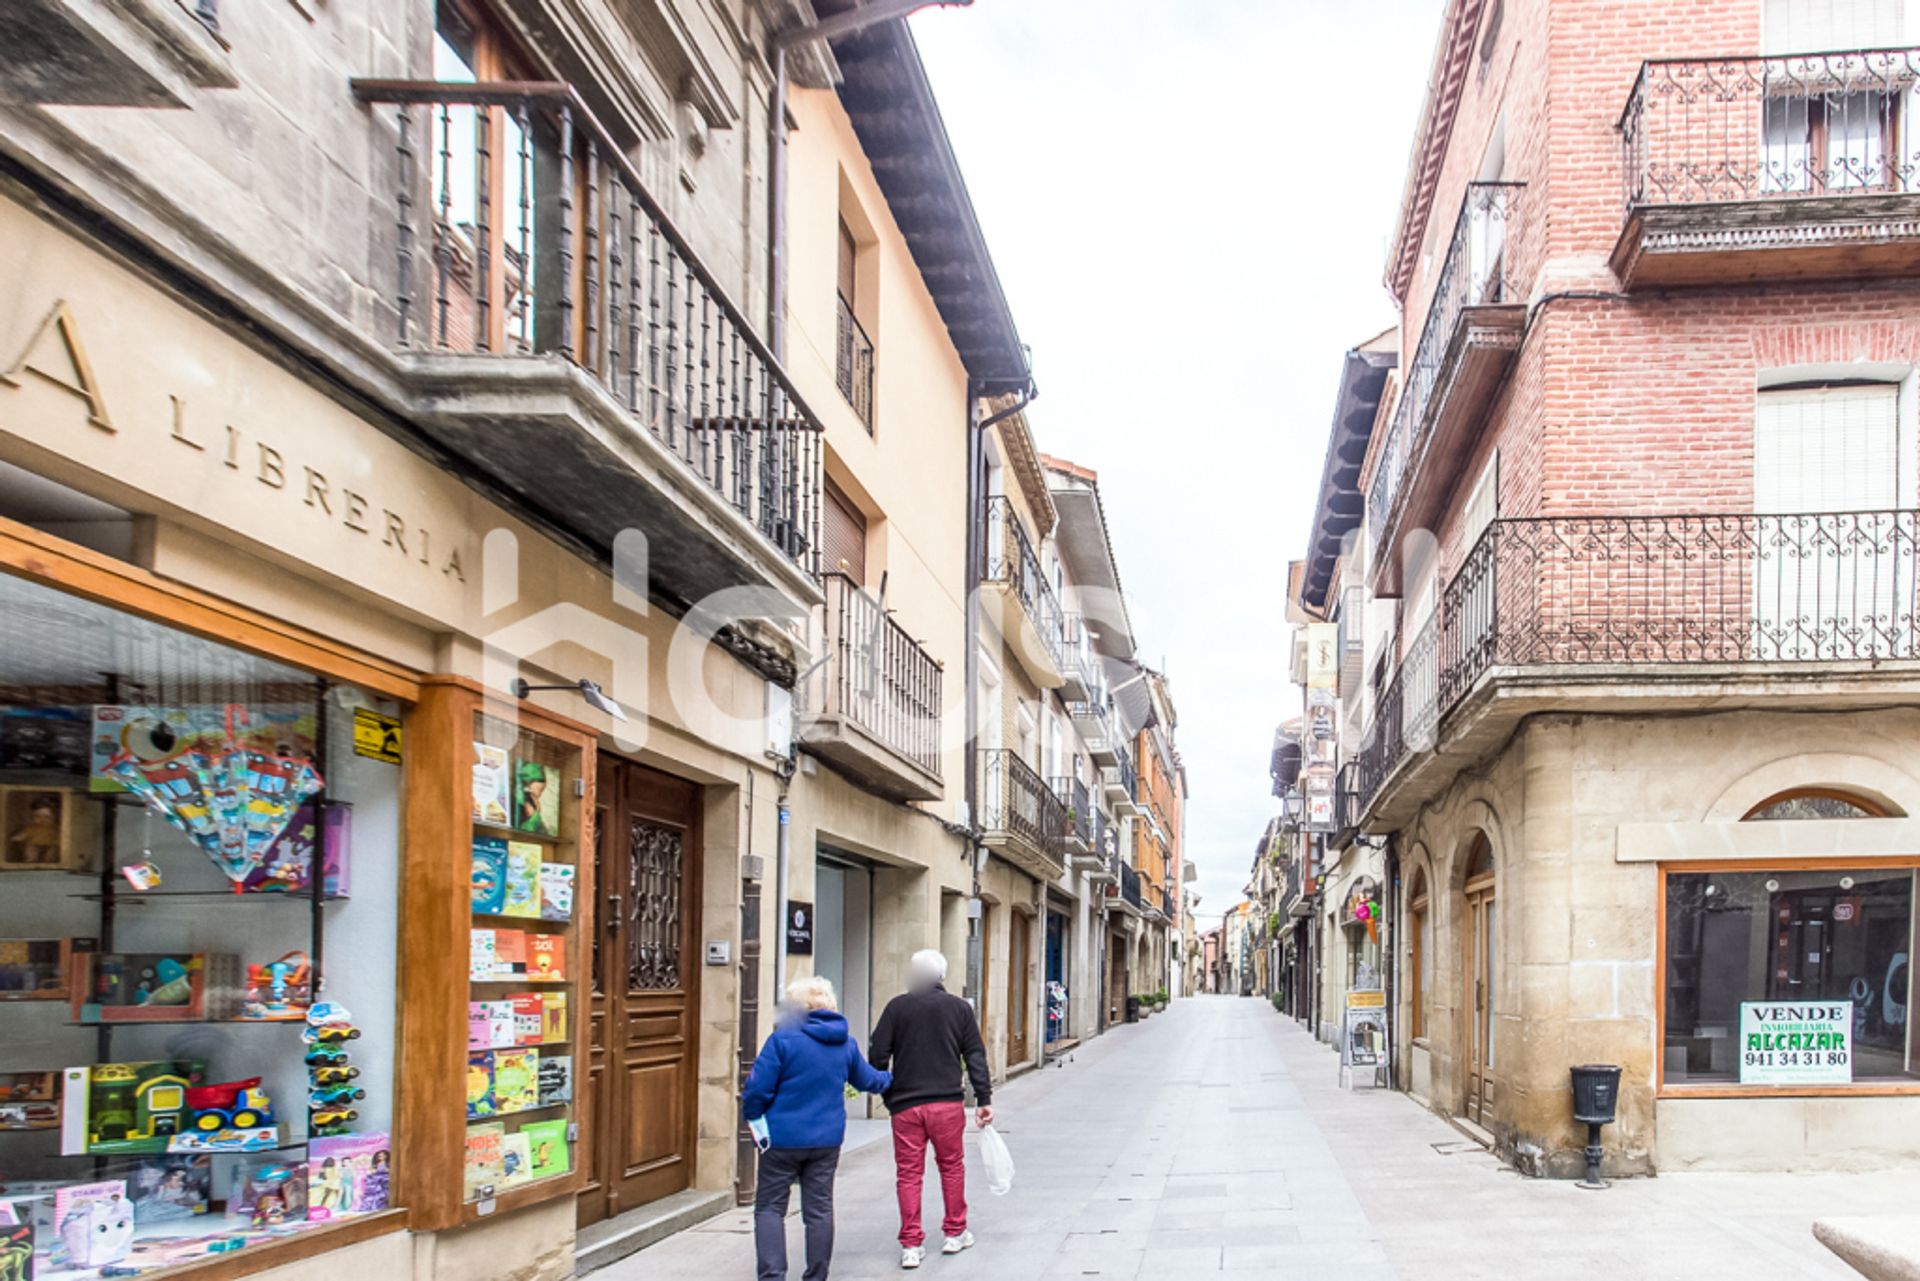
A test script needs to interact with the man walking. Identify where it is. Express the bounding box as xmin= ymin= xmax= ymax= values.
xmin=869 ymin=949 xmax=992 ymax=1270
